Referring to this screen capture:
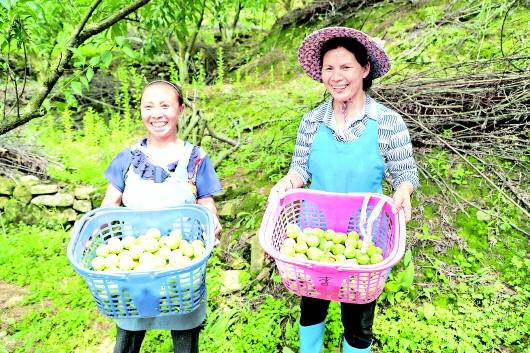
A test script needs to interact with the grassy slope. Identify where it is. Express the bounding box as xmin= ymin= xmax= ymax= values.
xmin=1 ymin=0 xmax=529 ymax=352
